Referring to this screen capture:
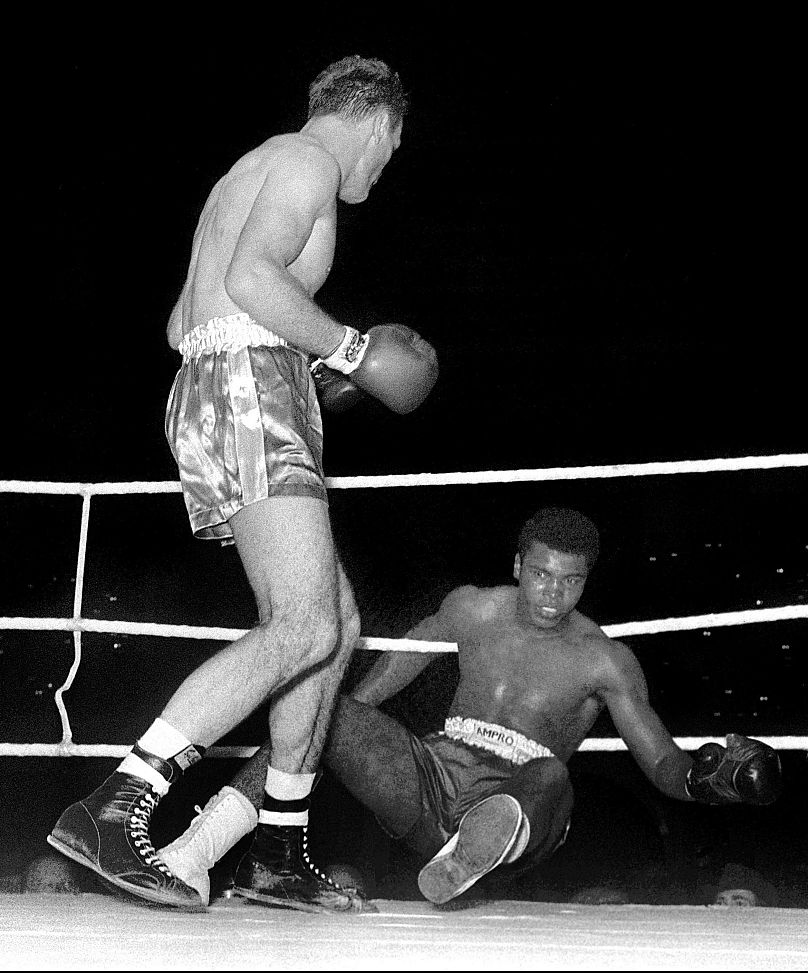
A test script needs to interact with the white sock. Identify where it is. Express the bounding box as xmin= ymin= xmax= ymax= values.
xmin=116 ymin=719 xmax=194 ymax=796
xmin=137 ymin=718 xmax=194 ymax=759
xmin=264 ymin=766 xmax=316 ymax=801
xmin=261 ymin=766 xmax=316 ymax=826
